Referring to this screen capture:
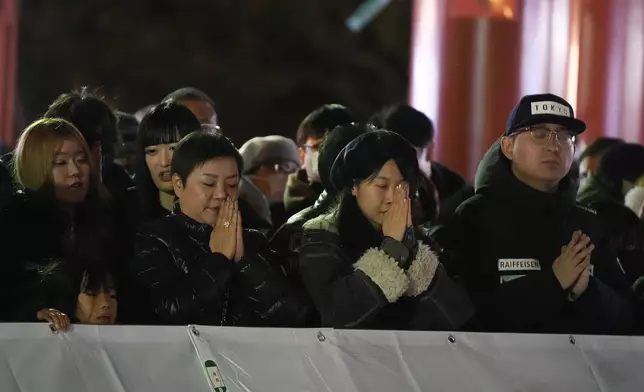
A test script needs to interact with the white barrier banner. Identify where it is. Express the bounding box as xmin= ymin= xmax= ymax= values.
xmin=1 ymin=323 xmax=643 ymax=392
